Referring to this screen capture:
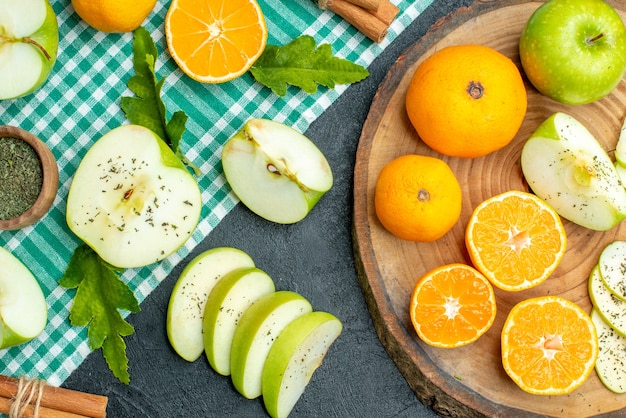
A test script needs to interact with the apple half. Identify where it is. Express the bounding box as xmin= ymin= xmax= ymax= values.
xmin=203 ymin=267 xmax=275 ymax=376
xmin=591 ymin=308 xmax=626 ymax=394
xmin=221 ymin=118 xmax=333 ymax=224
xmin=262 ymin=311 xmax=342 ymax=418
xmin=66 ymin=124 xmax=202 ymax=268
xmin=521 ymin=112 xmax=626 ymax=231
xmin=0 ymin=247 xmax=47 ymax=348
xmin=230 ymin=291 xmax=313 ymax=399
xmin=0 ymin=0 xmax=59 ymax=100
xmin=167 ymin=247 xmax=255 ymax=362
